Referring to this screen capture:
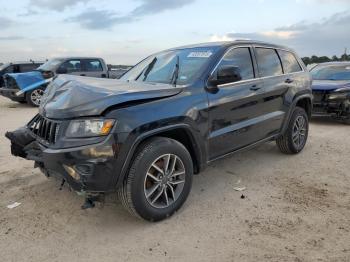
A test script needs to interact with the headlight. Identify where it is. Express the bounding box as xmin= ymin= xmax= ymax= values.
xmin=328 ymin=88 xmax=350 ymax=100
xmin=66 ymin=119 xmax=115 ymax=138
